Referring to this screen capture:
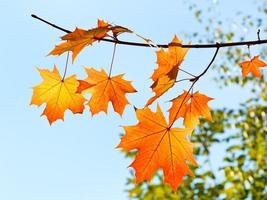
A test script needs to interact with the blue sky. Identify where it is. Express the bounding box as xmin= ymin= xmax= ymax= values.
xmin=0 ymin=0 xmax=262 ymax=199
